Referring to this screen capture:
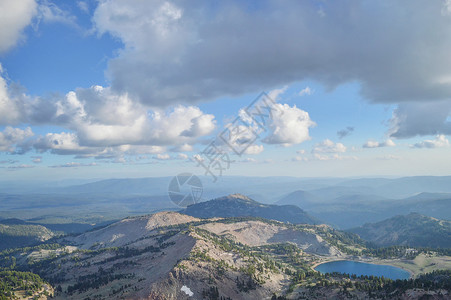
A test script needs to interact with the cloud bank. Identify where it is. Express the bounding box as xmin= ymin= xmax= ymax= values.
xmin=92 ymin=0 xmax=451 ymax=109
